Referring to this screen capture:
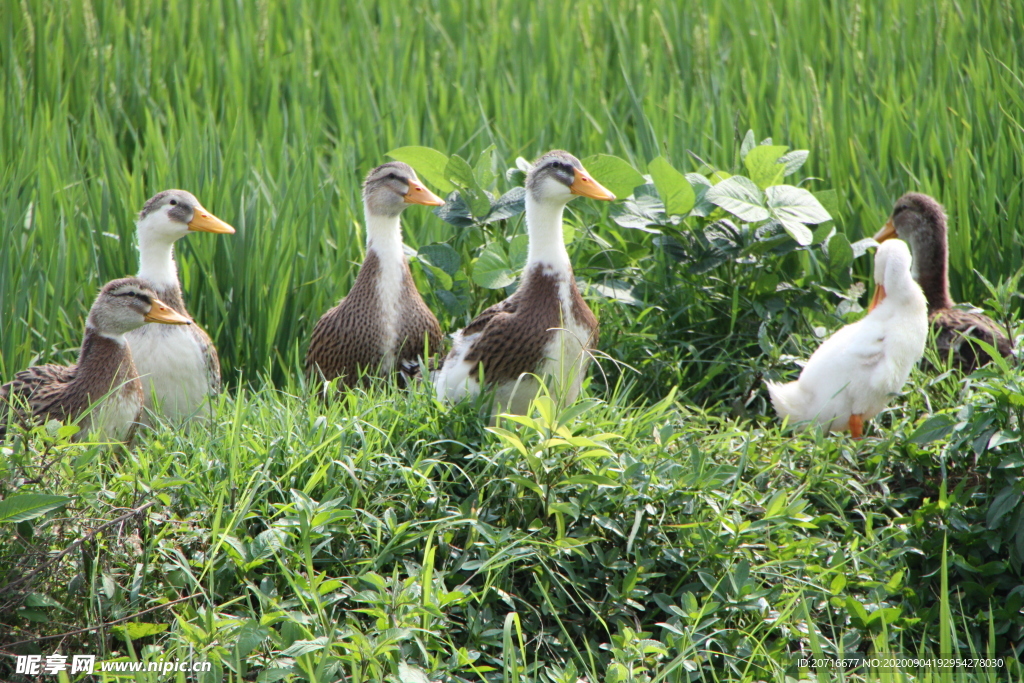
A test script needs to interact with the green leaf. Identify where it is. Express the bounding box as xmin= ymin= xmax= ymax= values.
xmin=827 ymin=232 xmax=853 ymax=272
xmin=445 ymin=155 xmax=491 ymax=218
xmin=909 ymin=414 xmax=956 ymax=444
xmin=483 ymin=186 xmax=526 ymax=224
xmin=398 ymin=662 xmax=432 ymax=683
xmin=386 ymin=146 xmax=454 ymax=194
xmin=418 ymin=243 xmax=461 ymax=277
xmin=233 ymin=621 xmax=270 ymax=661
xmin=743 ymin=145 xmax=789 ymax=189
xmin=472 ymin=242 xmax=514 ymax=289
xmin=987 ymin=486 xmax=1023 ymax=529
xmin=508 ymin=234 xmax=529 ymax=271
xmin=580 ymin=154 xmax=645 ymax=200
xmin=0 ymin=494 xmax=73 ymax=523
xmin=765 ymin=185 xmax=831 ymax=225
xmin=740 ymin=129 xmax=756 ymax=159
xmin=778 ymin=149 xmax=810 ymax=176
xmin=705 ymin=176 xmax=769 ymax=222
xmin=813 ymin=189 xmax=841 ymax=219
xmin=112 ymin=622 xmax=168 ymax=642
xmin=647 ymin=156 xmax=695 ymax=215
